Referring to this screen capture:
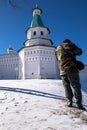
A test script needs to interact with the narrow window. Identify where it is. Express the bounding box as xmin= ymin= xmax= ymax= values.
xmin=41 ymin=31 xmax=43 ymax=35
xmin=33 ymin=31 xmax=36 ymax=35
